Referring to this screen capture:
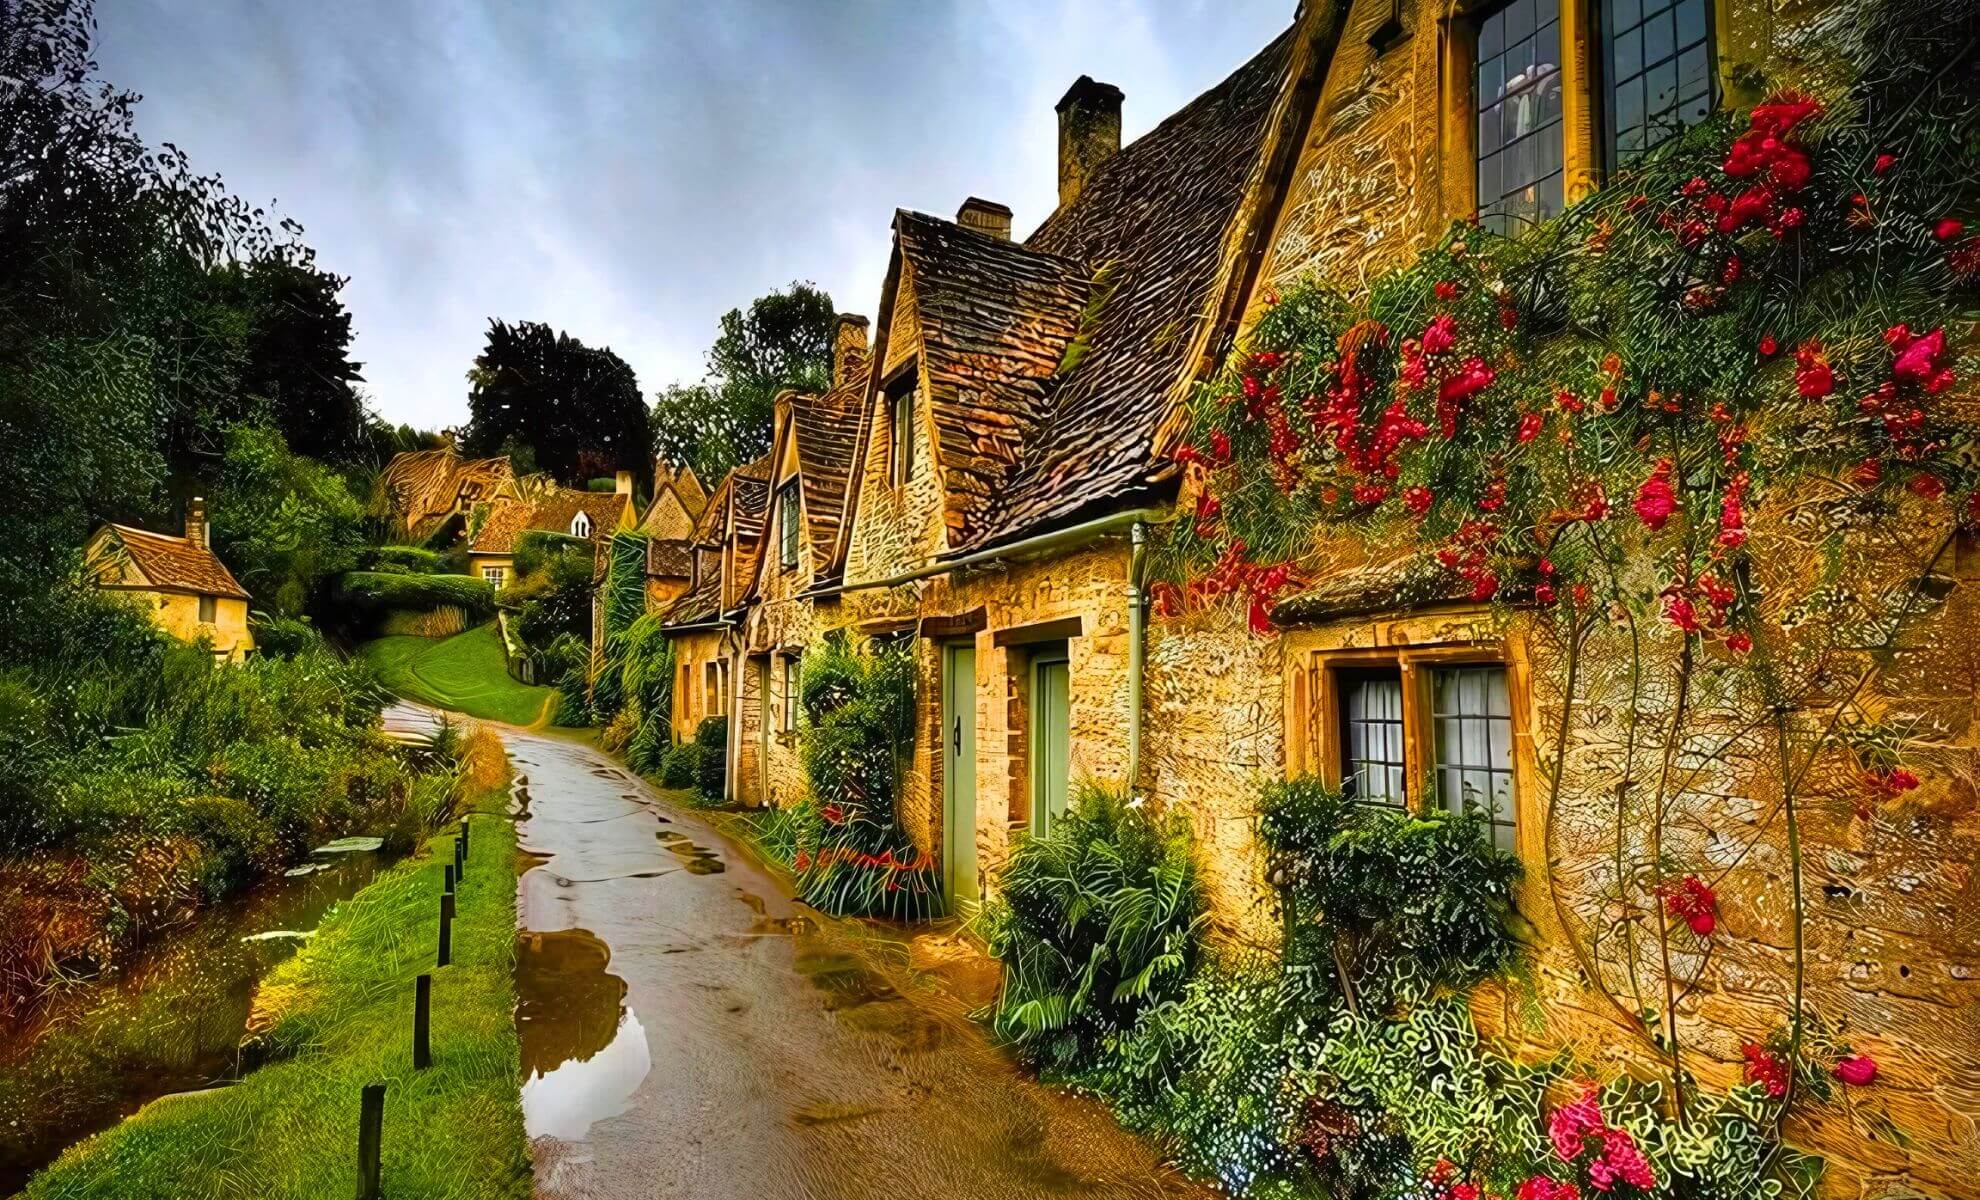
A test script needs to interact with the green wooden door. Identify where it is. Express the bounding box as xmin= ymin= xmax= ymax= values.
xmin=1030 ymin=647 xmax=1071 ymax=838
xmin=941 ymin=644 xmax=978 ymax=911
